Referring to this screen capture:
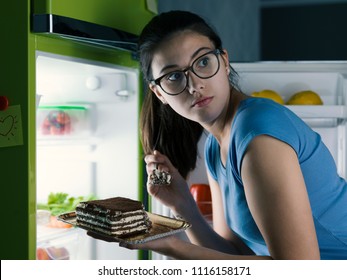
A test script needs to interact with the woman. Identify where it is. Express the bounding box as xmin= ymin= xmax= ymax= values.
xmin=90 ymin=10 xmax=347 ymax=260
